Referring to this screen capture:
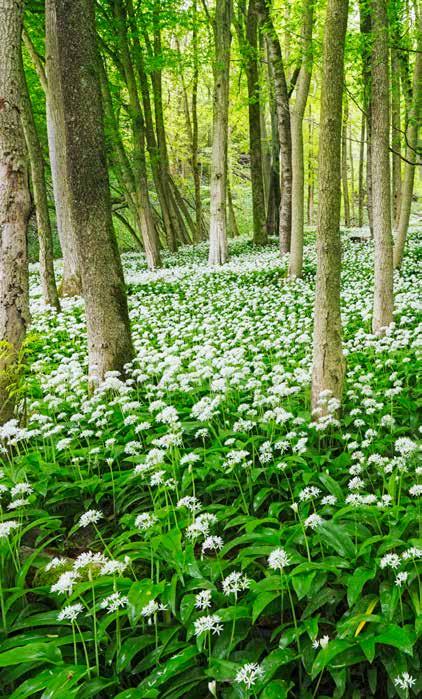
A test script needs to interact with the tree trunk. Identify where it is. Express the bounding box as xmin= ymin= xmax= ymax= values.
xmin=265 ymin=48 xmax=280 ymax=237
xmin=358 ymin=110 xmax=365 ymax=227
xmin=341 ymin=97 xmax=350 ymax=227
xmin=257 ymin=0 xmax=292 ymax=254
xmin=307 ymin=101 xmax=314 ymax=225
xmin=393 ymin=13 xmax=422 ymax=268
xmin=359 ymin=0 xmax=373 ymax=236
xmin=113 ymin=0 xmax=161 ymax=269
xmin=244 ymin=0 xmax=267 ymax=245
xmin=371 ymin=0 xmax=394 ymax=334
xmin=54 ymin=0 xmax=133 ymax=383
xmin=0 ymin=0 xmax=31 ymax=423
xmin=20 ymin=55 xmax=60 ymax=312
xmin=311 ymin=0 xmax=348 ymax=414
xmin=391 ymin=47 xmax=402 ymax=226
xmin=288 ymin=0 xmax=313 ymax=278
xmin=227 ymin=179 xmax=240 ymax=237
xmin=349 ymin=124 xmax=355 ymax=224
xmin=192 ymin=0 xmax=202 ymax=242
xmin=208 ymin=0 xmax=232 ymax=265
xmin=45 ymin=0 xmax=82 ymax=297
